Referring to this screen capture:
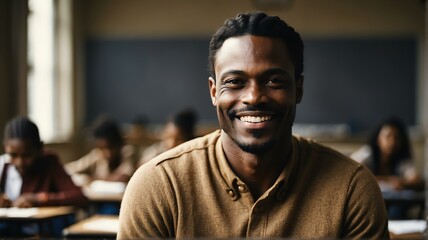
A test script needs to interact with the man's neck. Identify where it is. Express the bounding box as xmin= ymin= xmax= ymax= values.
xmin=221 ymin=132 xmax=292 ymax=200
